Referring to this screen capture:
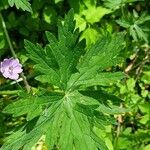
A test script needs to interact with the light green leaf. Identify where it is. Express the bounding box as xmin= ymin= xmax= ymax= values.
xmin=82 ymin=6 xmax=111 ymax=24
xmin=74 ymin=14 xmax=86 ymax=31
xmin=143 ymin=144 xmax=150 ymax=150
xmin=8 ymin=0 xmax=32 ymax=12
xmin=141 ymin=71 xmax=150 ymax=84
xmin=80 ymin=27 xmax=100 ymax=47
